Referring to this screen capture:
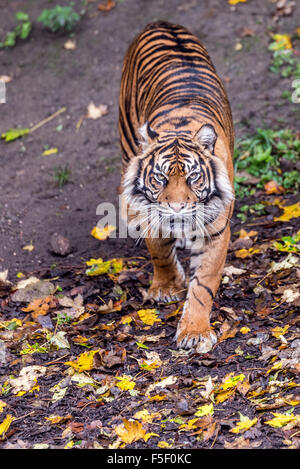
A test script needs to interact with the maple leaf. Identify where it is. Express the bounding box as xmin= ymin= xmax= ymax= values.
xmin=64 ymin=350 xmax=99 ymax=372
xmin=137 ymin=309 xmax=161 ymax=326
xmin=115 ymin=419 xmax=146 ymax=444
